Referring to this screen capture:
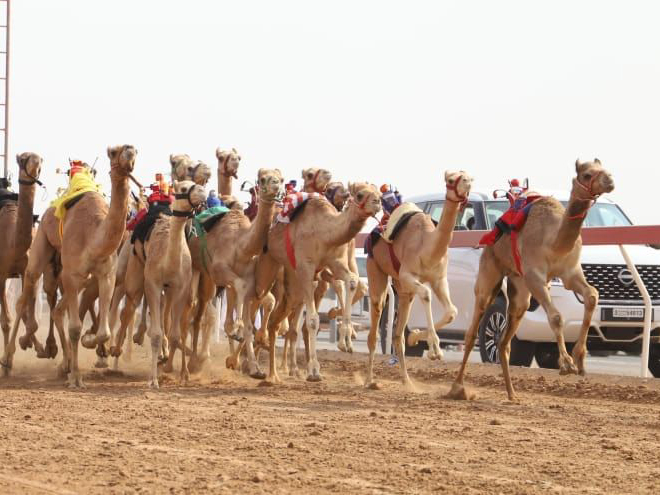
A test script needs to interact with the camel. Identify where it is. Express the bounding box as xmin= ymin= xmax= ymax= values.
xmin=216 ymin=148 xmax=241 ymax=199
xmin=140 ymin=180 xmax=206 ymax=387
xmin=364 ymin=171 xmax=473 ymax=388
xmin=190 ymin=168 xmax=283 ymax=378
xmin=302 ymin=167 xmax=332 ymax=193
xmin=256 ymin=182 xmax=382 ymax=383
xmin=108 ymin=155 xmax=211 ymax=366
xmin=0 ymin=153 xmax=43 ymax=354
xmin=448 ymin=159 xmax=614 ymax=401
xmin=1 ymin=145 xmax=137 ymax=387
